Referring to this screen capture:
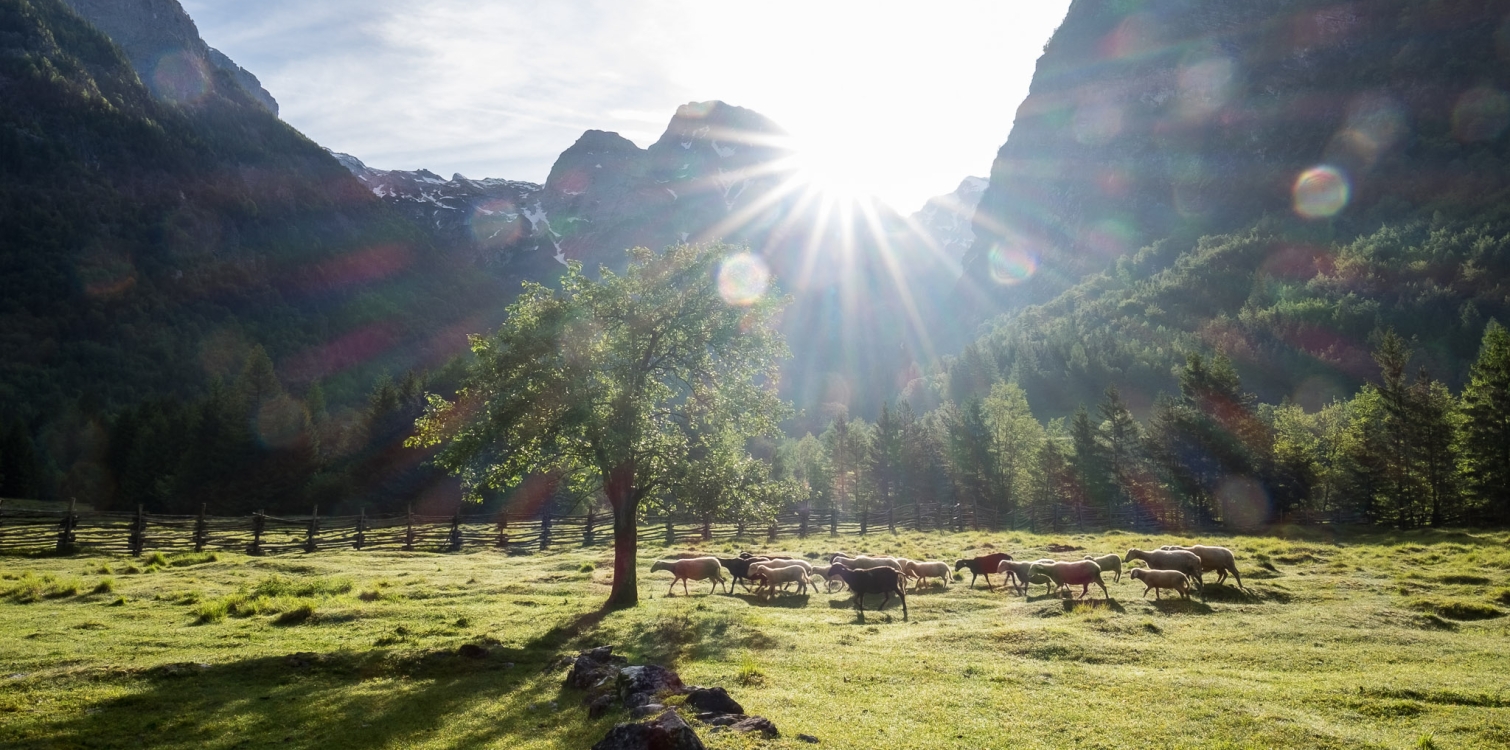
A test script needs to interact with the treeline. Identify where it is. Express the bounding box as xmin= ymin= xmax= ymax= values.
xmin=0 ymin=346 xmax=469 ymax=516
xmin=773 ymin=324 xmax=1510 ymax=531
